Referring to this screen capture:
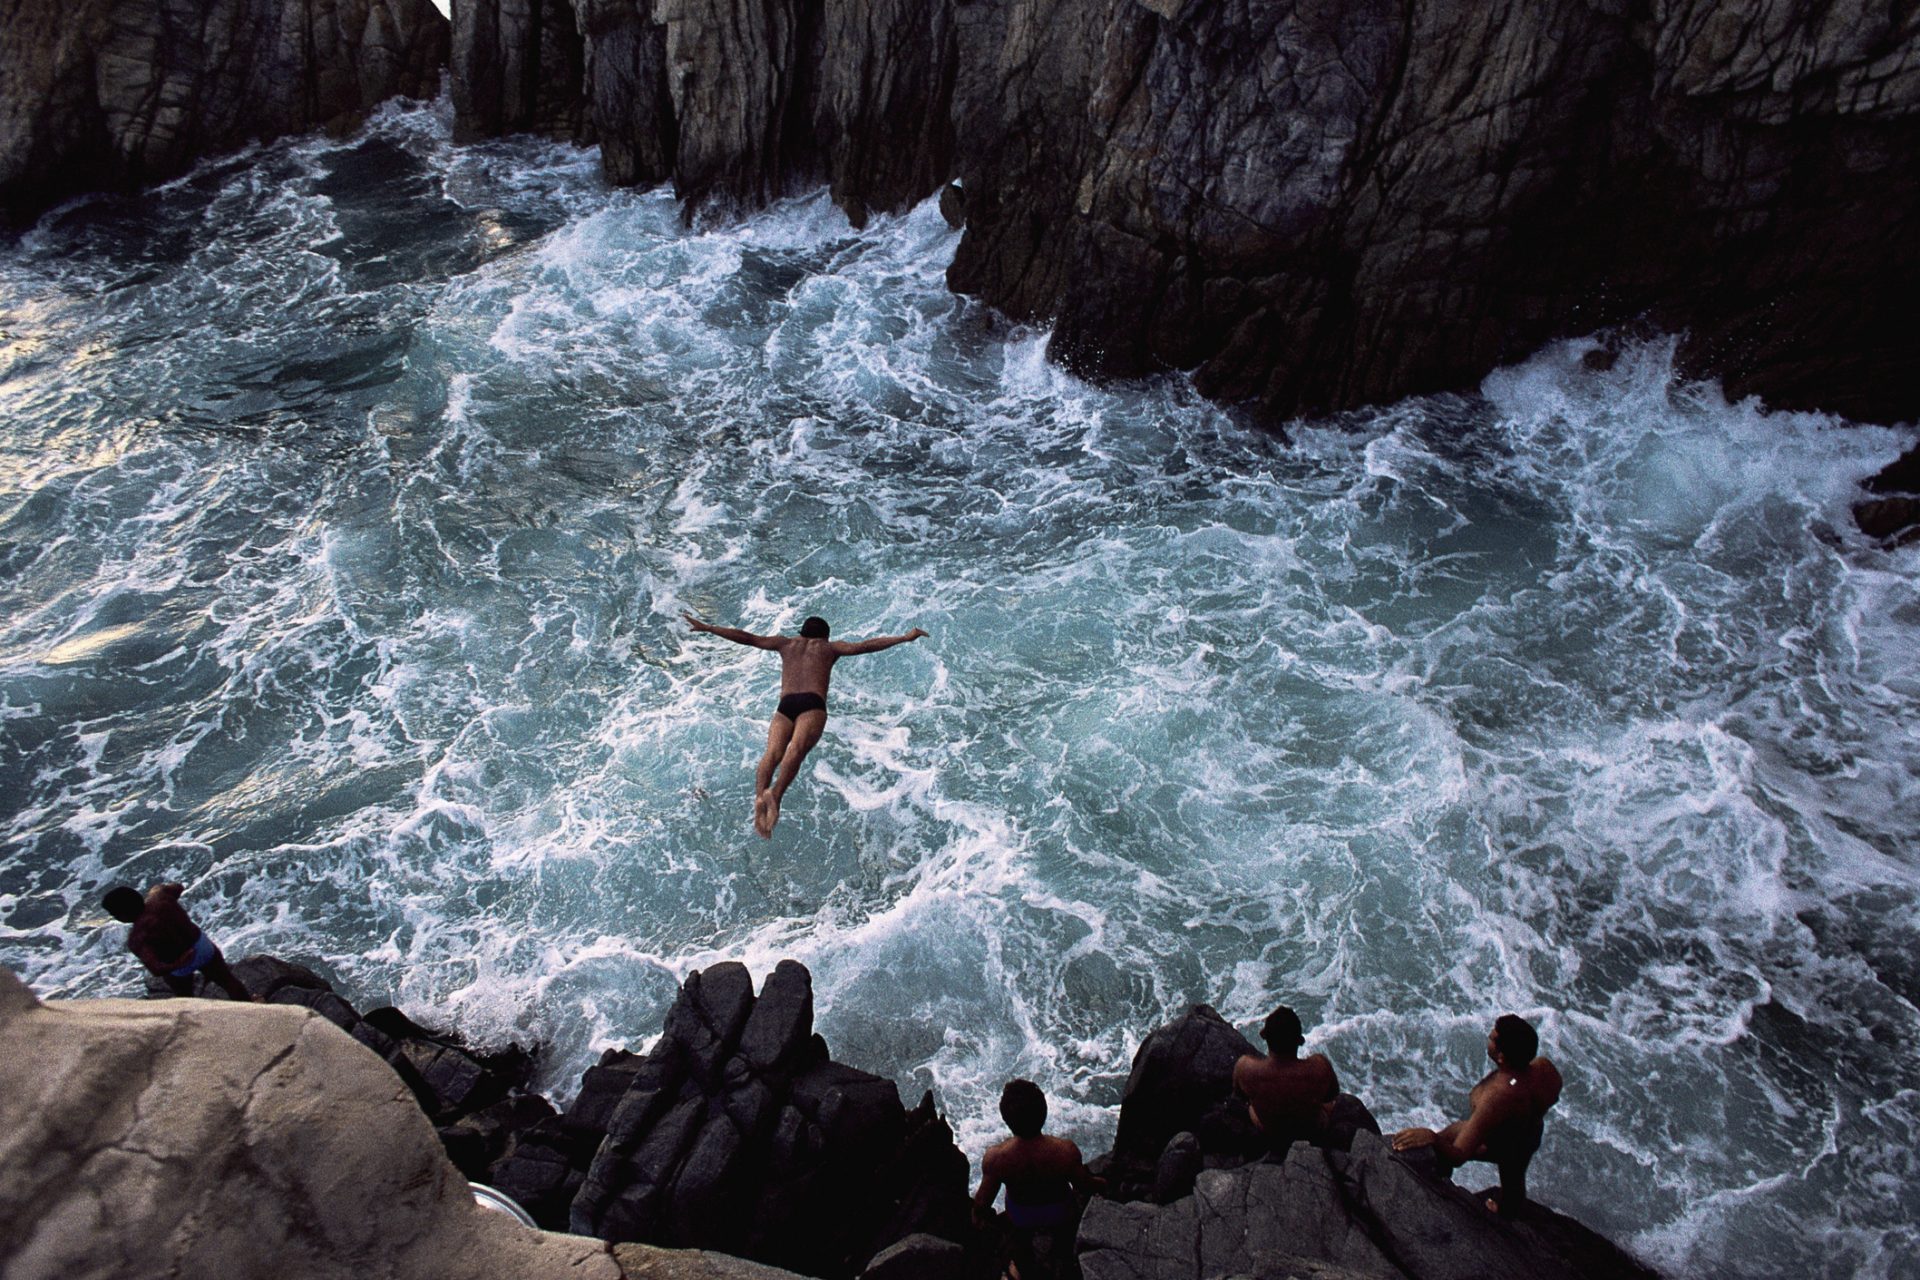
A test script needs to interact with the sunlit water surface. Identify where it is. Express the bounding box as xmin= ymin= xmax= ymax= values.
xmin=2 ymin=99 xmax=1916 ymax=1279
